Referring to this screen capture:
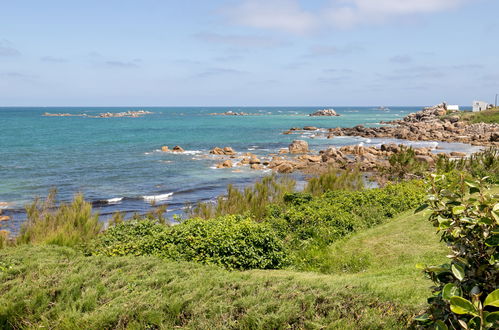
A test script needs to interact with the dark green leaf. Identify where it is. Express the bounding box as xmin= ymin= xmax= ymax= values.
xmin=442 ymin=283 xmax=462 ymax=300
xmin=414 ymin=203 xmax=429 ymax=213
xmin=434 ymin=320 xmax=448 ymax=330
